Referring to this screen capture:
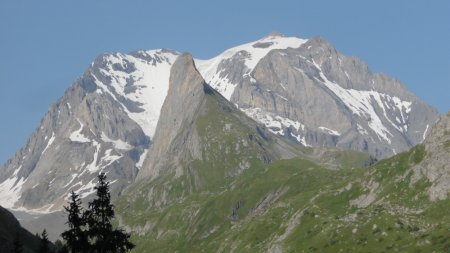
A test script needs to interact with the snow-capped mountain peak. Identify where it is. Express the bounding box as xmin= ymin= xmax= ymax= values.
xmin=91 ymin=49 xmax=179 ymax=138
xmin=195 ymin=35 xmax=308 ymax=99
